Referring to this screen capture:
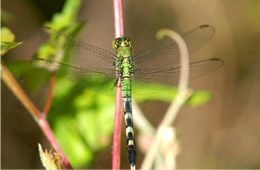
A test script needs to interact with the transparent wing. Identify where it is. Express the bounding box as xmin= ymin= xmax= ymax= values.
xmin=134 ymin=58 xmax=223 ymax=85
xmin=134 ymin=25 xmax=215 ymax=68
xmin=35 ymin=58 xmax=116 ymax=76
xmin=36 ymin=27 xmax=116 ymax=77
xmin=132 ymin=58 xmax=224 ymax=95
xmin=132 ymin=25 xmax=222 ymax=94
